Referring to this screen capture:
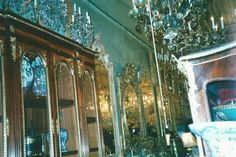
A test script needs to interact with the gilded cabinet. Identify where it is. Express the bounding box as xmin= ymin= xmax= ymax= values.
xmin=0 ymin=11 xmax=101 ymax=157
